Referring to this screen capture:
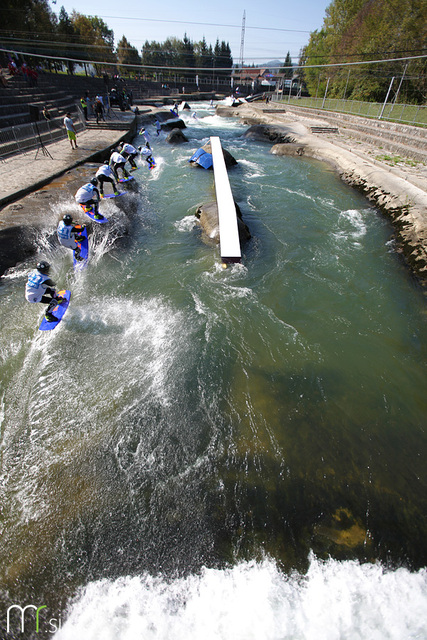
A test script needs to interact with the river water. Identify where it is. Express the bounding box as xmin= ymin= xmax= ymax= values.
xmin=1 ymin=103 xmax=426 ymax=638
